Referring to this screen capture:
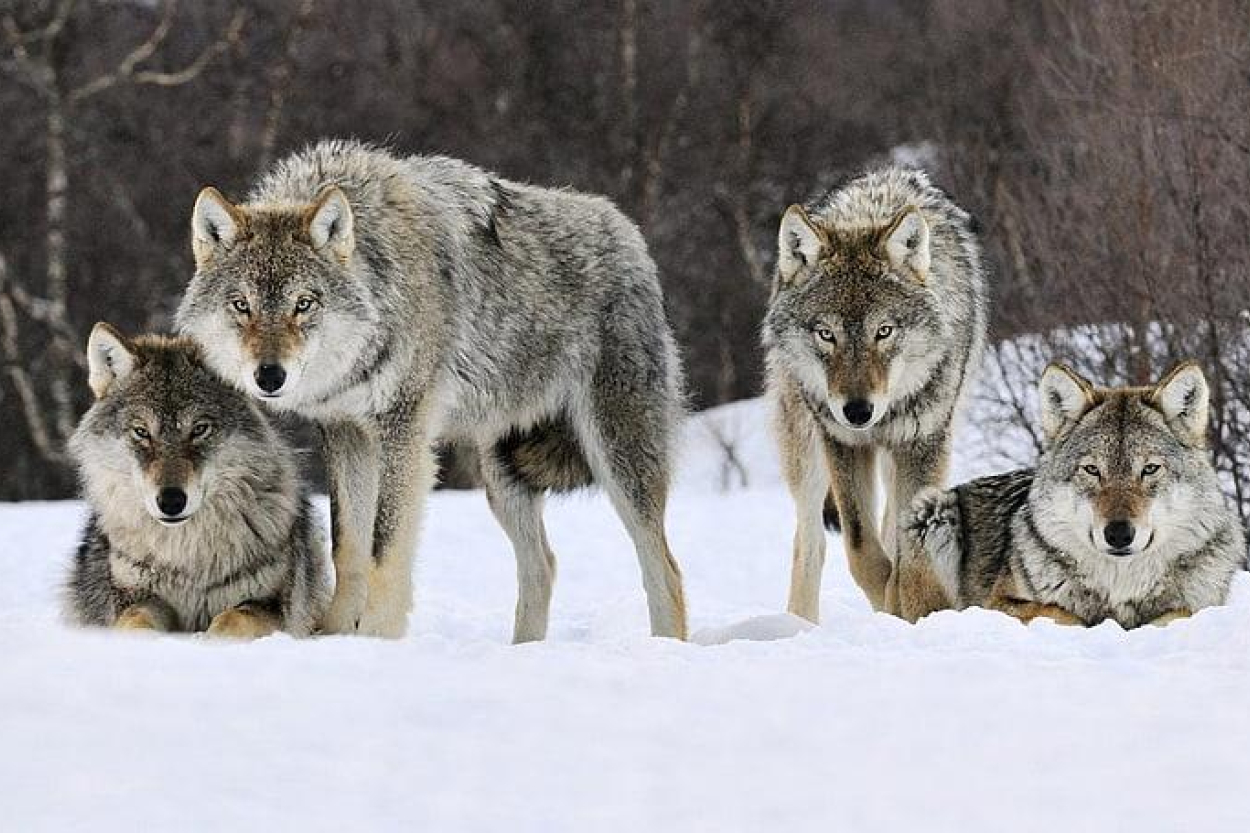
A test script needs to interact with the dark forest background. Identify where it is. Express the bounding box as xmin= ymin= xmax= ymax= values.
xmin=3 ymin=0 xmax=1250 ymax=514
